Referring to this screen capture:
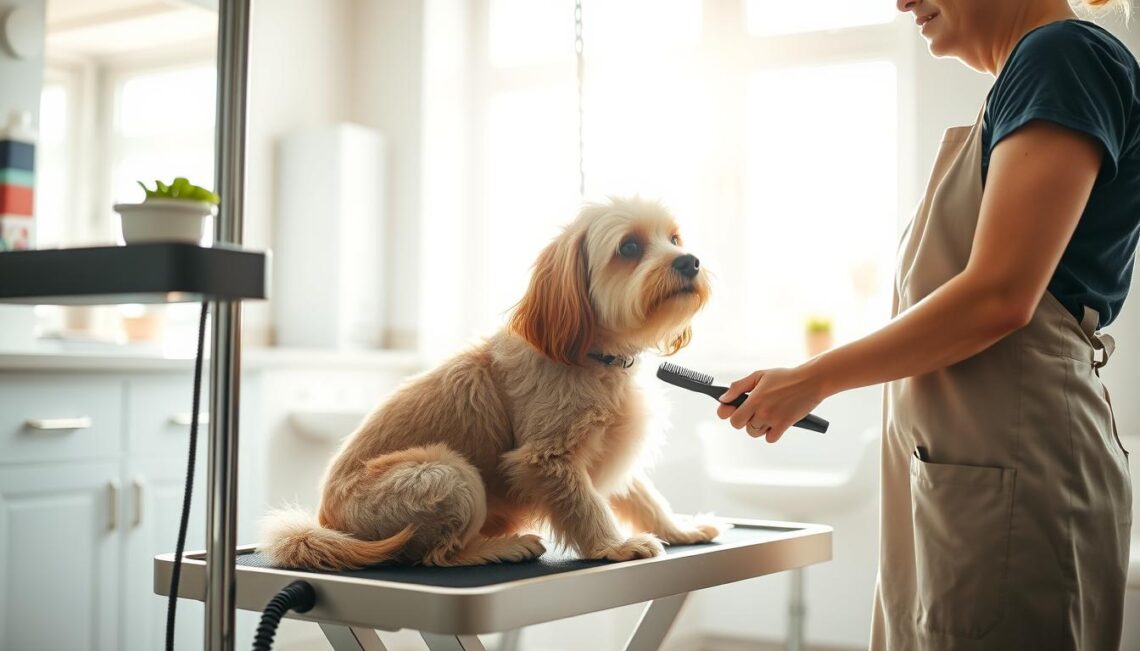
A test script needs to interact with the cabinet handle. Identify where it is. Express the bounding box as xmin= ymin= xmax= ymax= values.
xmin=132 ymin=478 xmax=145 ymax=528
xmin=169 ymin=412 xmax=209 ymax=426
xmin=25 ymin=417 xmax=93 ymax=431
xmin=107 ymin=480 xmax=120 ymax=532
